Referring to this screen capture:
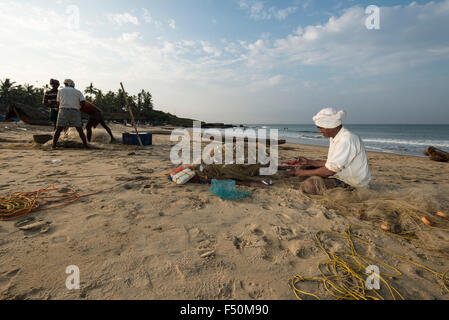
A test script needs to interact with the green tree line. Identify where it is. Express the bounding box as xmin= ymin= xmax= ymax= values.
xmin=0 ymin=78 xmax=197 ymax=126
